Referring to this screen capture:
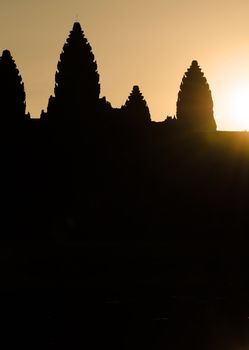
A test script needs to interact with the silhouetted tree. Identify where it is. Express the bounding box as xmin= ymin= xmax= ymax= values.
xmin=176 ymin=60 xmax=216 ymax=132
xmin=0 ymin=49 xmax=27 ymax=122
xmin=121 ymin=85 xmax=151 ymax=126
xmin=47 ymin=22 xmax=100 ymax=123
